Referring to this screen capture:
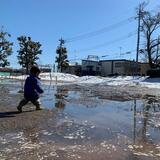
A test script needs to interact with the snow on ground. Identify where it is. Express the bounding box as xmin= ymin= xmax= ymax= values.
xmin=39 ymin=72 xmax=160 ymax=89
xmin=1 ymin=72 xmax=160 ymax=89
